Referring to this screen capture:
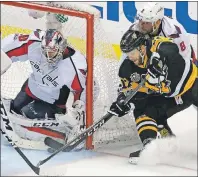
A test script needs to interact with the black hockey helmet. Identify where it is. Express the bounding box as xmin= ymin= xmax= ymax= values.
xmin=120 ymin=30 xmax=149 ymax=53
